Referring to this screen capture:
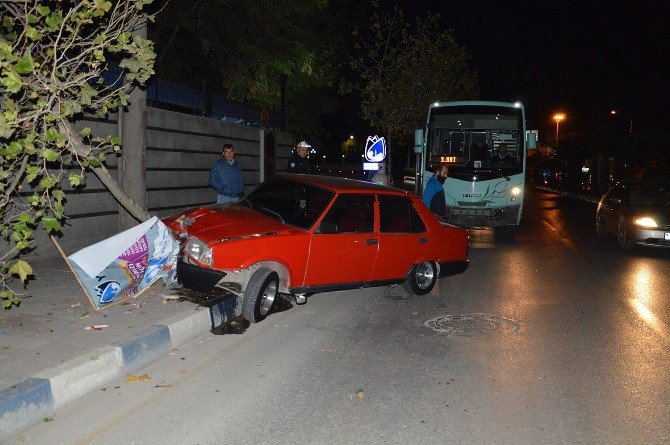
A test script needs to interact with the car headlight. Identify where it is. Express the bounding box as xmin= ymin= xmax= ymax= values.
xmin=184 ymin=237 xmax=213 ymax=265
xmin=633 ymin=217 xmax=658 ymax=228
xmin=510 ymin=186 xmax=522 ymax=196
